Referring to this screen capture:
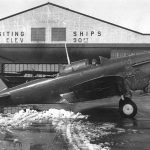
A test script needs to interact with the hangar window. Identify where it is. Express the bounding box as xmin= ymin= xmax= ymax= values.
xmin=3 ymin=64 xmax=59 ymax=77
xmin=51 ymin=28 xmax=66 ymax=41
xmin=31 ymin=28 xmax=45 ymax=42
